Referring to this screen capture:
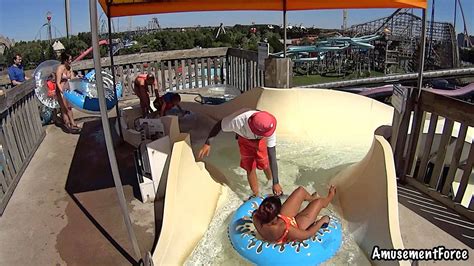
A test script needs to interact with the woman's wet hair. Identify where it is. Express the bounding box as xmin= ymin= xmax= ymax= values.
xmin=254 ymin=196 xmax=281 ymax=224
xmin=60 ymin=52 xmax=72 ymax=64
